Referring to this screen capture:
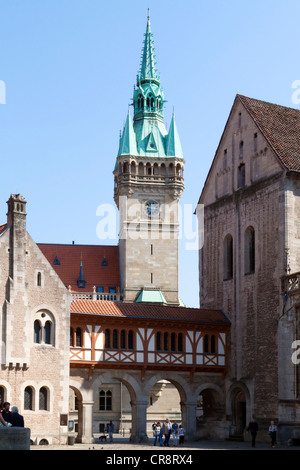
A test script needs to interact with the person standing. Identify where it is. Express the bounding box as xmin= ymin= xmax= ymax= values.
xmin=172 ymin=420 xmax=179 ymax=447
xmin=107 ymin=421 xmax=114 ymax=443
xmin=247 ymin=418 xmax=258 ymax=448
xmin=1 ymin=402 xmax=13 ymax=425
xmin=153 ymin=422 xmax=163 ymax=446
xmin=269 ymin=421 xmax=277 ymax=448
xmin=162 ymin=418 xmax=171 ymax=446
xmin=11 ymin=406 xmax=24 ymax=427
xmin=178 ymin=424 xmax=185 ymax=445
